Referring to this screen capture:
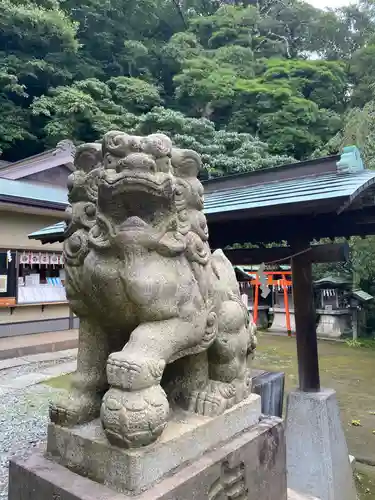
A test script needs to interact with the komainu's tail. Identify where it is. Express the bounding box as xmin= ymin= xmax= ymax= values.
xmin=211 ymin=249 xmax=240 ymax=295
